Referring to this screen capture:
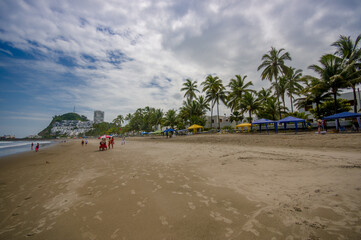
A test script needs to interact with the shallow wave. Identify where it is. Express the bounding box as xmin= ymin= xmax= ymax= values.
xmin=0 ymin=141 xmax=52 ymax=149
